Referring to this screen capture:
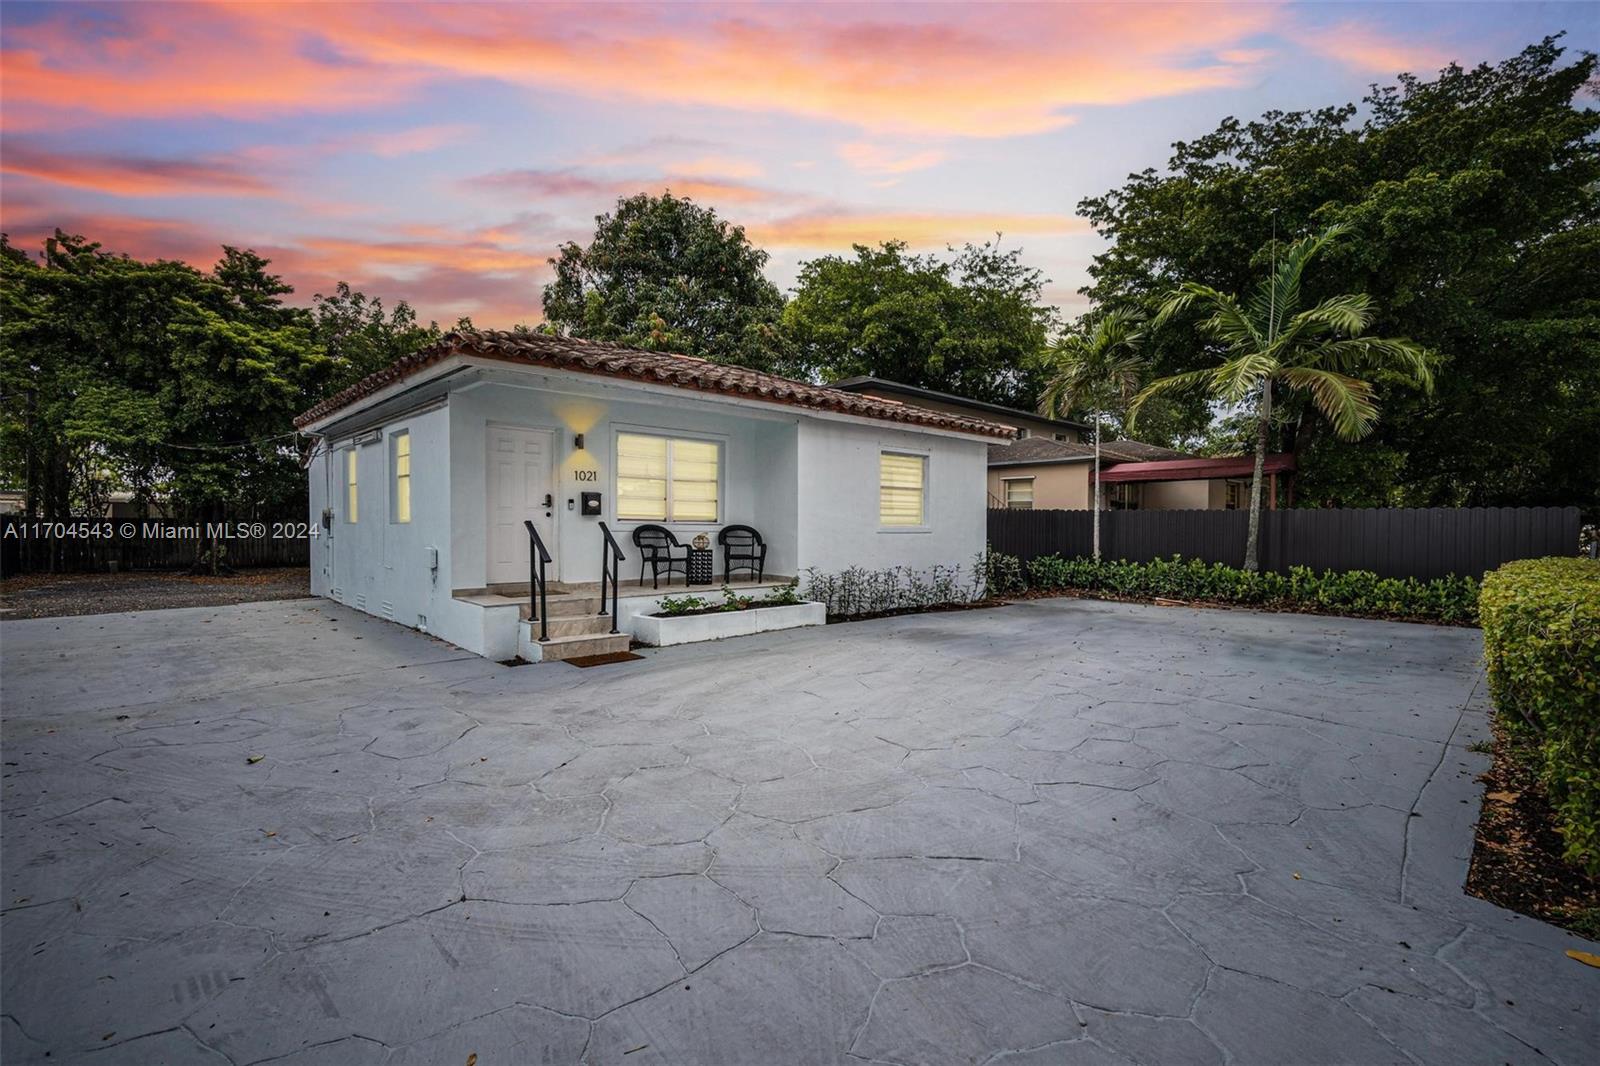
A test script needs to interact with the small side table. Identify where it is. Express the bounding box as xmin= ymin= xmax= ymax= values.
xmin=686 ymin=547 xmax=714 ymax=586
